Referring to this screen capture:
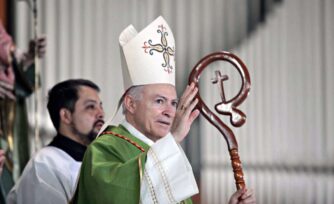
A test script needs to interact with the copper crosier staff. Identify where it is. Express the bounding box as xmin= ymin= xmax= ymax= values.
xmin=188 ymin=51 xmax=251 ymax=190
